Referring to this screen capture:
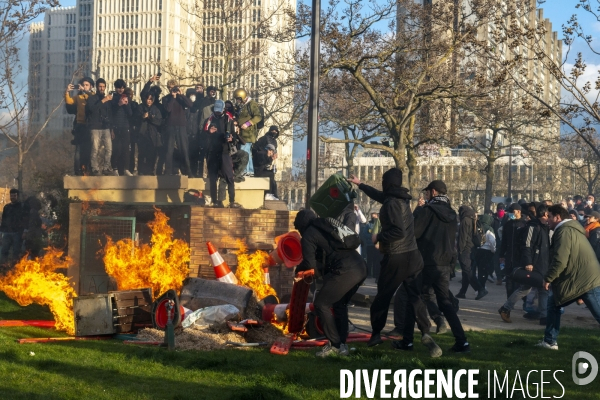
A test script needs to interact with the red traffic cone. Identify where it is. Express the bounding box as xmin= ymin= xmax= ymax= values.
xmin=267 ymin=231 xmax=303 ymax=268
xmin=207 ymin=242 xmax=238 ymax=285
xmin=263 ymin=267 xmax=270 ymax=285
